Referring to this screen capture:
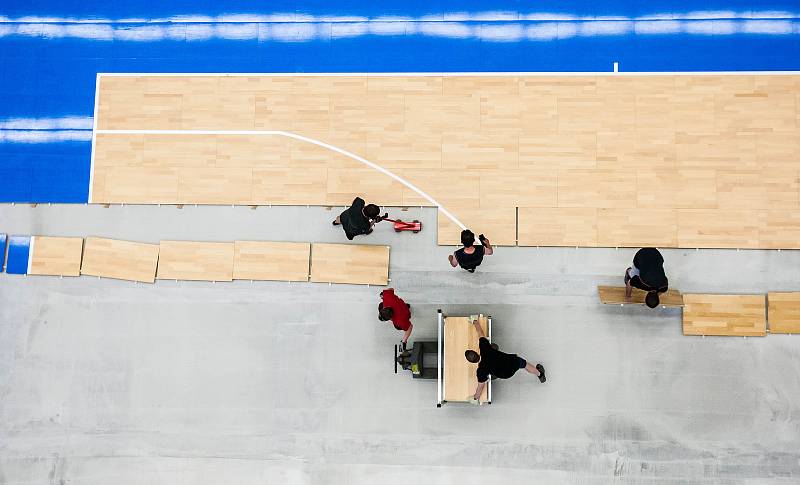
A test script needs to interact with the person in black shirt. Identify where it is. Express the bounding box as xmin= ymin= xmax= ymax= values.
xmin=332 ymin=197 xmax=381 ymax=240
xmin=464 ymin=319 xmax=545 ymax=403
xmin=625 ymin=247 xmax=669 ymax=308
xmin=448 ymin=229 xmax=493 ymax=273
